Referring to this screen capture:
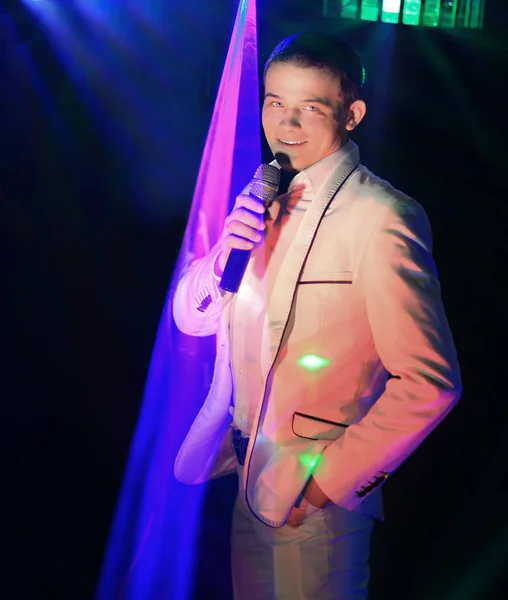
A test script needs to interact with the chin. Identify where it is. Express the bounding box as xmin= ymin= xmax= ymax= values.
xmin=271 ymin=147 xmax=297 ymax=165
xmin=287 ymin=156 xmax=309 ymax=170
